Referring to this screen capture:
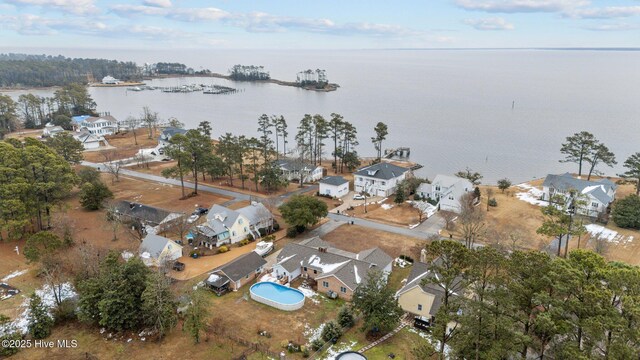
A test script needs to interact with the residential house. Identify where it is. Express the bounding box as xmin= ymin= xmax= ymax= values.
xmin=417 ymin=175 xmax=474 ymax=213
xmin=138 ymin=233 xmax=183 ymax=267
xmin=273 ymin=159 xmax=324 ymax=183
xmin=196 ymin=203 xmax=273 ymax=248
xmin=542 ymin=173 xmax=617 ymax=217
xmin=318 ymin=176 xmax=350 ymax=198
xmin=102 ymin=76 xmax=120 ymax=84
xmin=273 ymin=237 xmax=393 ymax=300
xmin=73 ymin=130 xmax=103 ymax=150
xmin=80 ymin=115 xmax=118 ymax=136
xmin=205 ymin=252 xmax=267 ymax=294
xmin=113 ymin=200 xmax=183 ymax=234
xmin=354 ymin=162 xmax=411 ymax=197
xmin=396 ymin=261 xmax=462 ymax=332
xmin=42 ymin=124 xmax=65 ymax=138
xmin=159 ymin=127 xmax=188 ymax=147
